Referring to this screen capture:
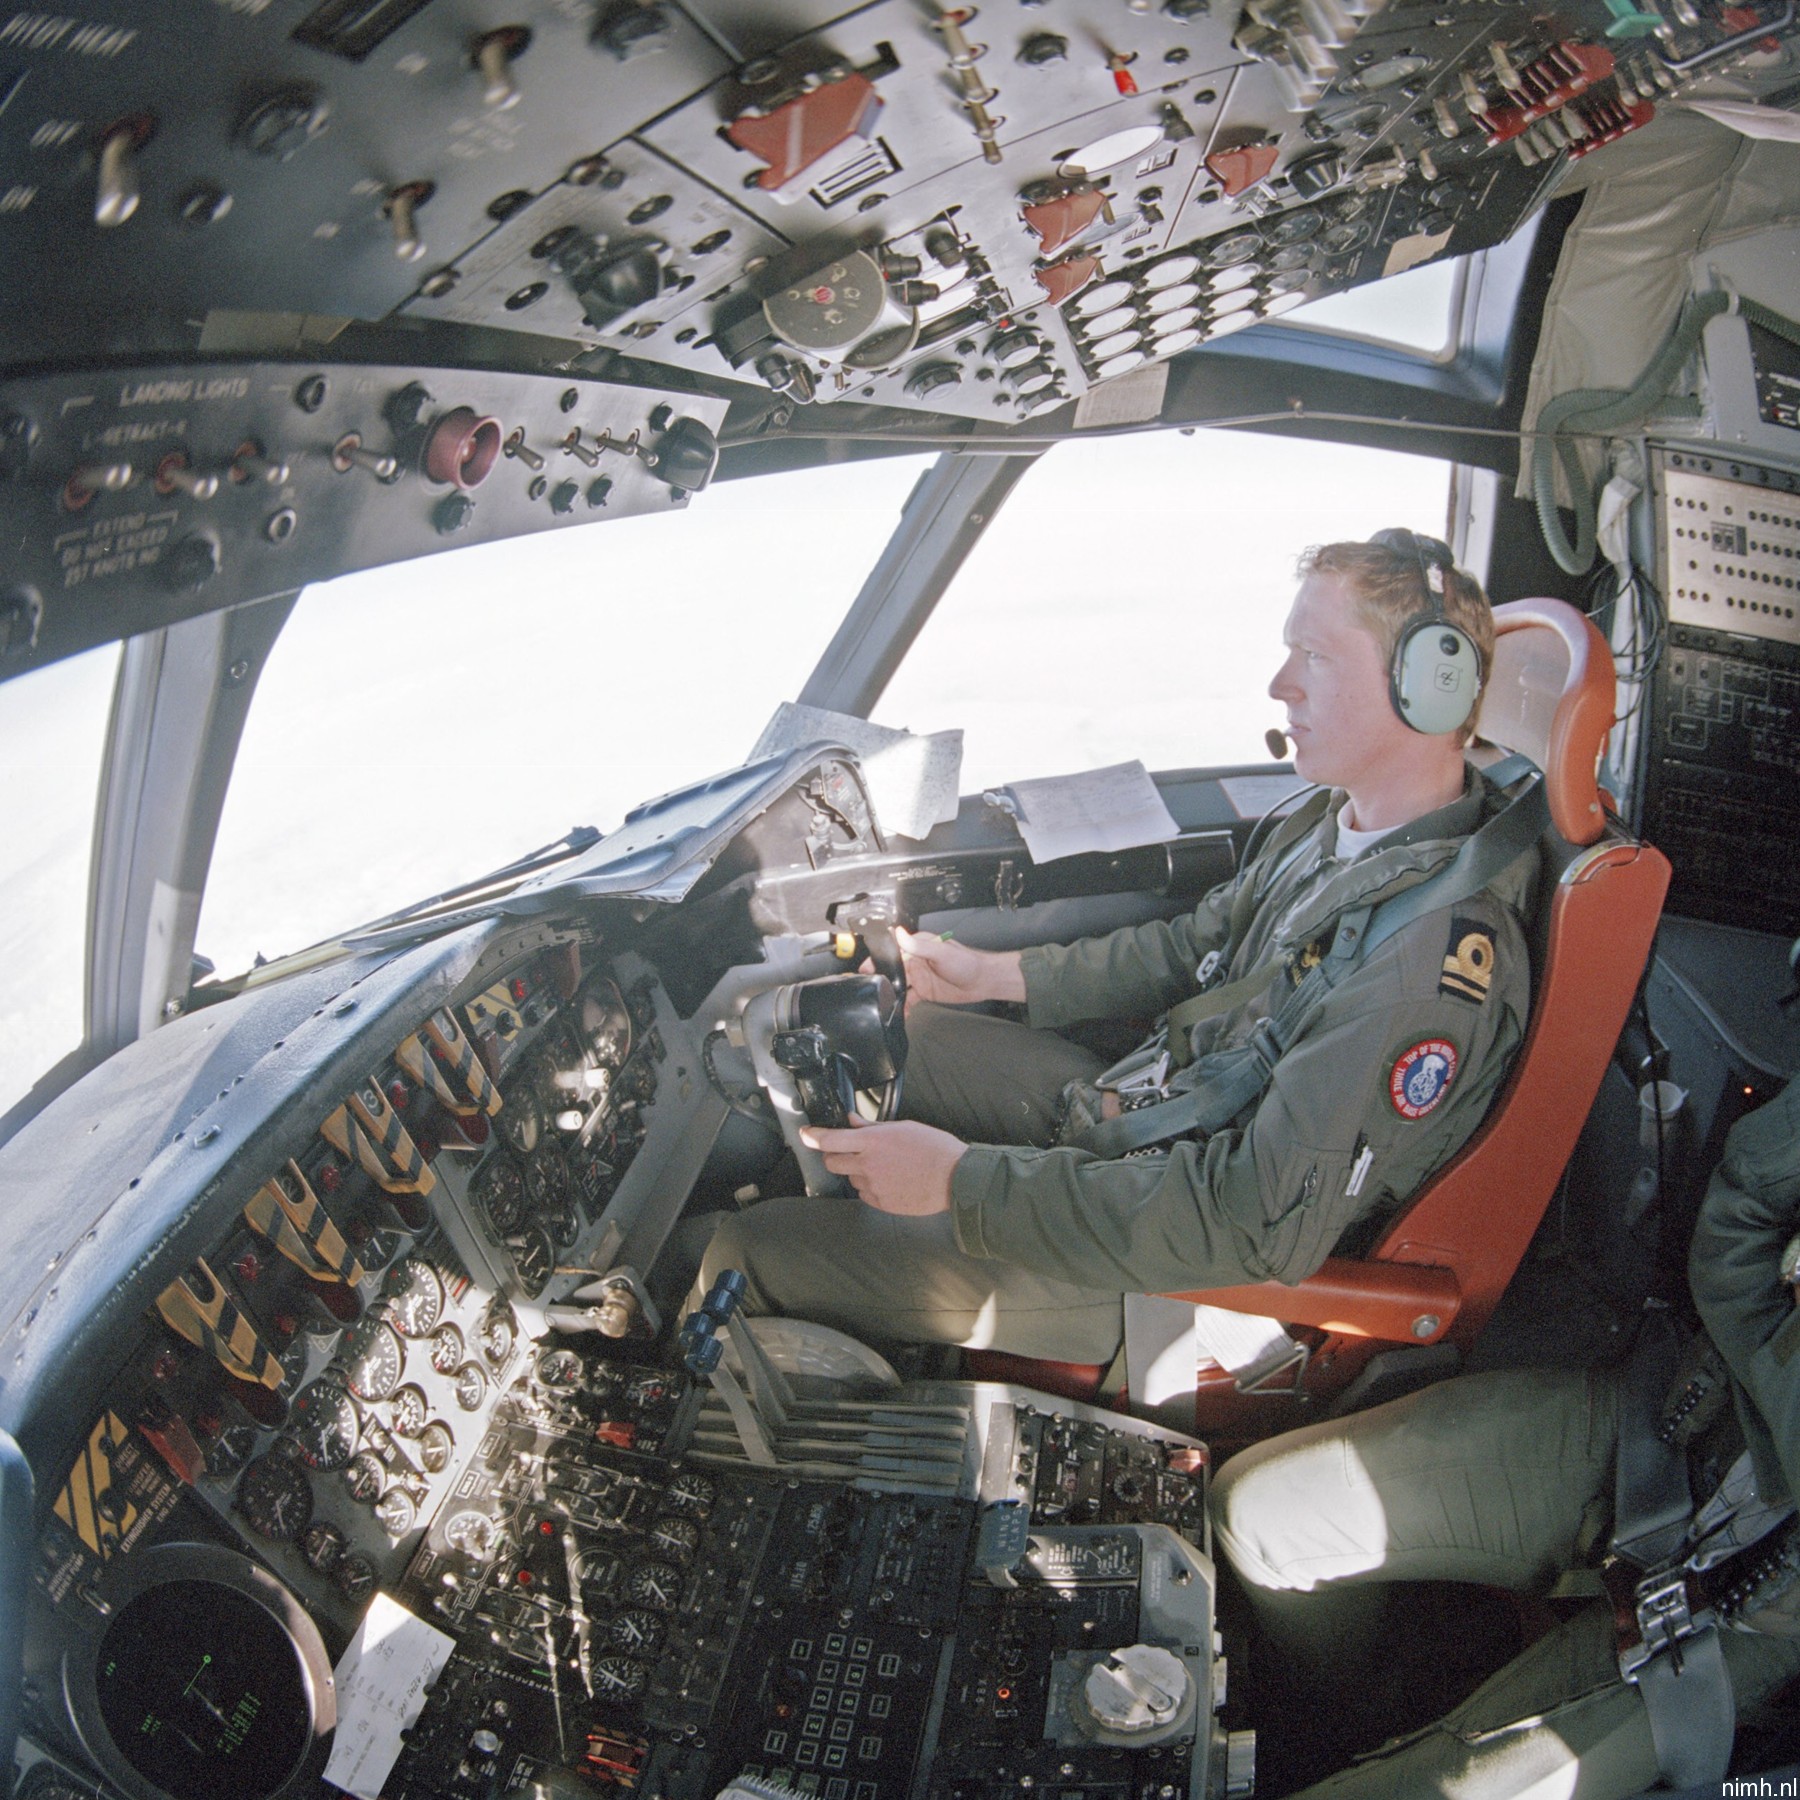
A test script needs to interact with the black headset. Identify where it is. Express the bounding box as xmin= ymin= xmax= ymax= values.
xmin=1371 ymin=527 xmax=1483 ymax=736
